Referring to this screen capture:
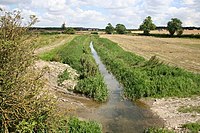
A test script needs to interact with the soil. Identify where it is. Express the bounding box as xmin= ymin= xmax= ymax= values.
xmin=34 ymin=60 xmax=96 ymax=115
xmin=142 ymin=97 xmax=200 ymax=132
xmin=101 ymin=35 xmax=200 ymax=73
